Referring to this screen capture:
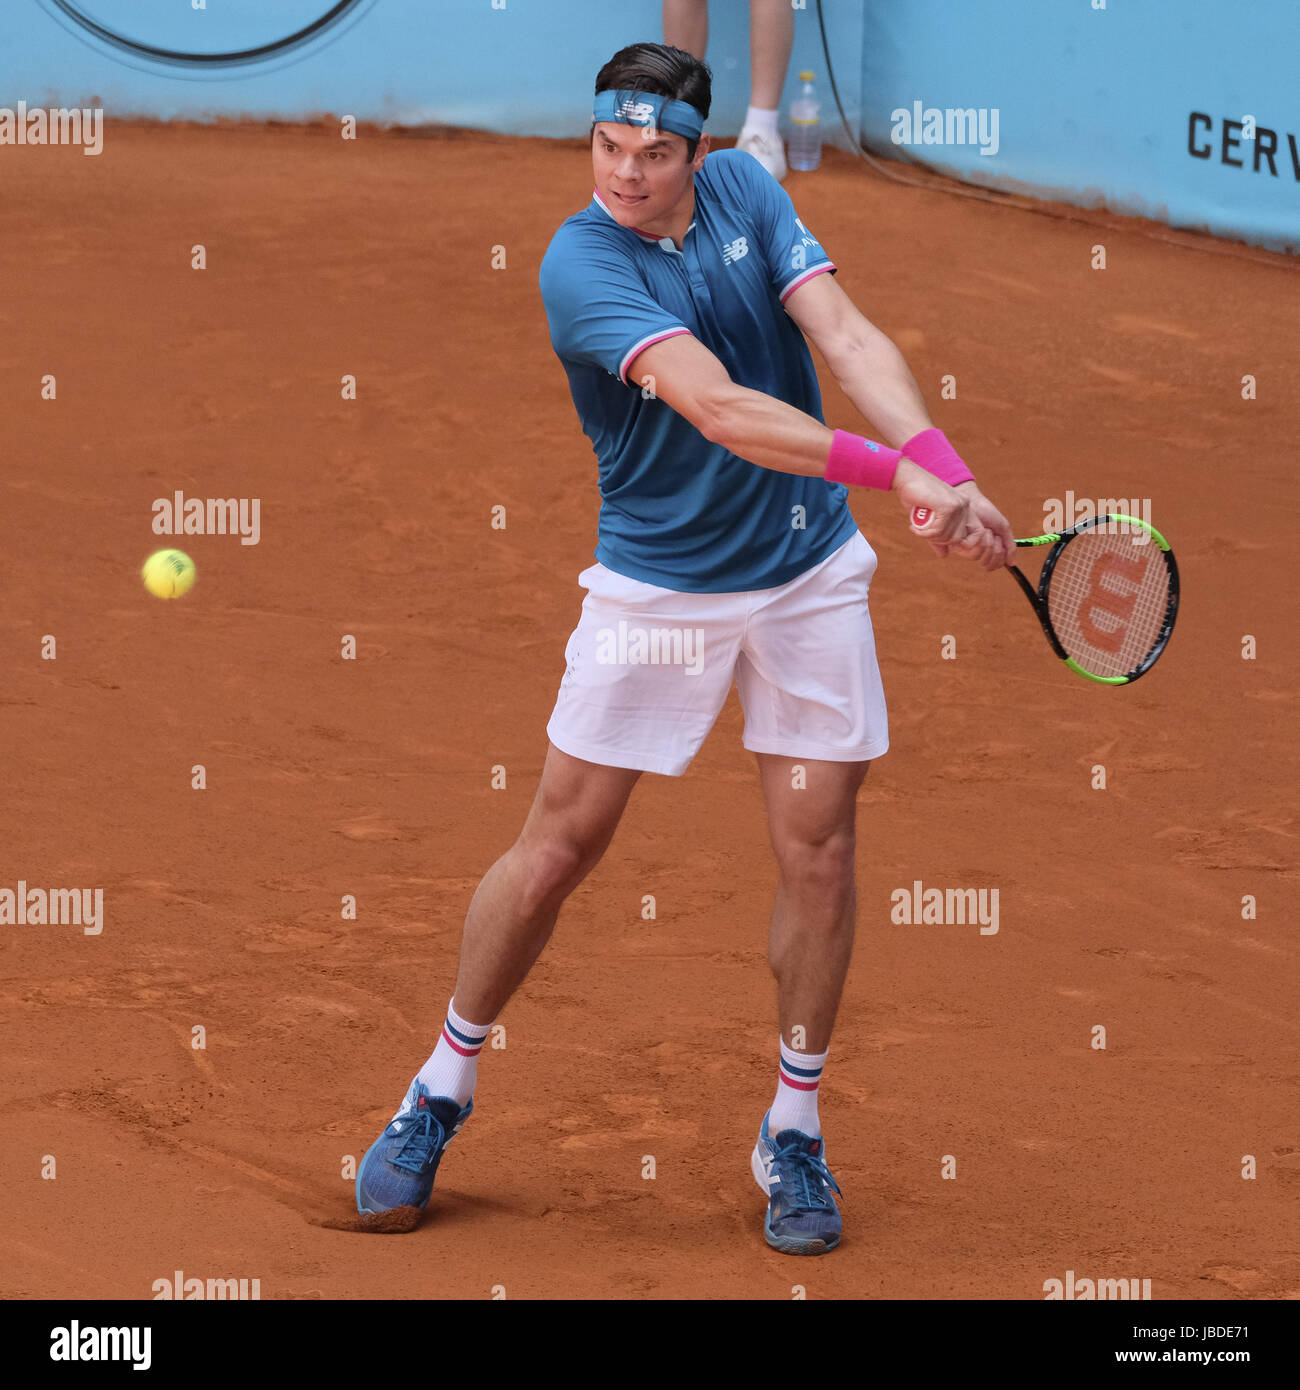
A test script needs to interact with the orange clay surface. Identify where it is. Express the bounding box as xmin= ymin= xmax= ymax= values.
xmin=1 ymin=122 xmax=1297 ymax=1300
